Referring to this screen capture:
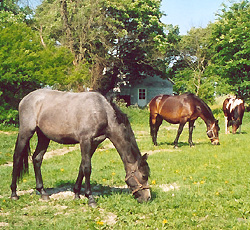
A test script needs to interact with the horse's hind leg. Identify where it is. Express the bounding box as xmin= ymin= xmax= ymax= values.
xmin=150 ymin=114 xmax=162 ymax=146
xmin=11 ymin=129 xmax=35 ymax=200
xmin=32 ymin=129 xmax=50 ymax=200
xmin=173 ymin=123 xmax=185 ymax=148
